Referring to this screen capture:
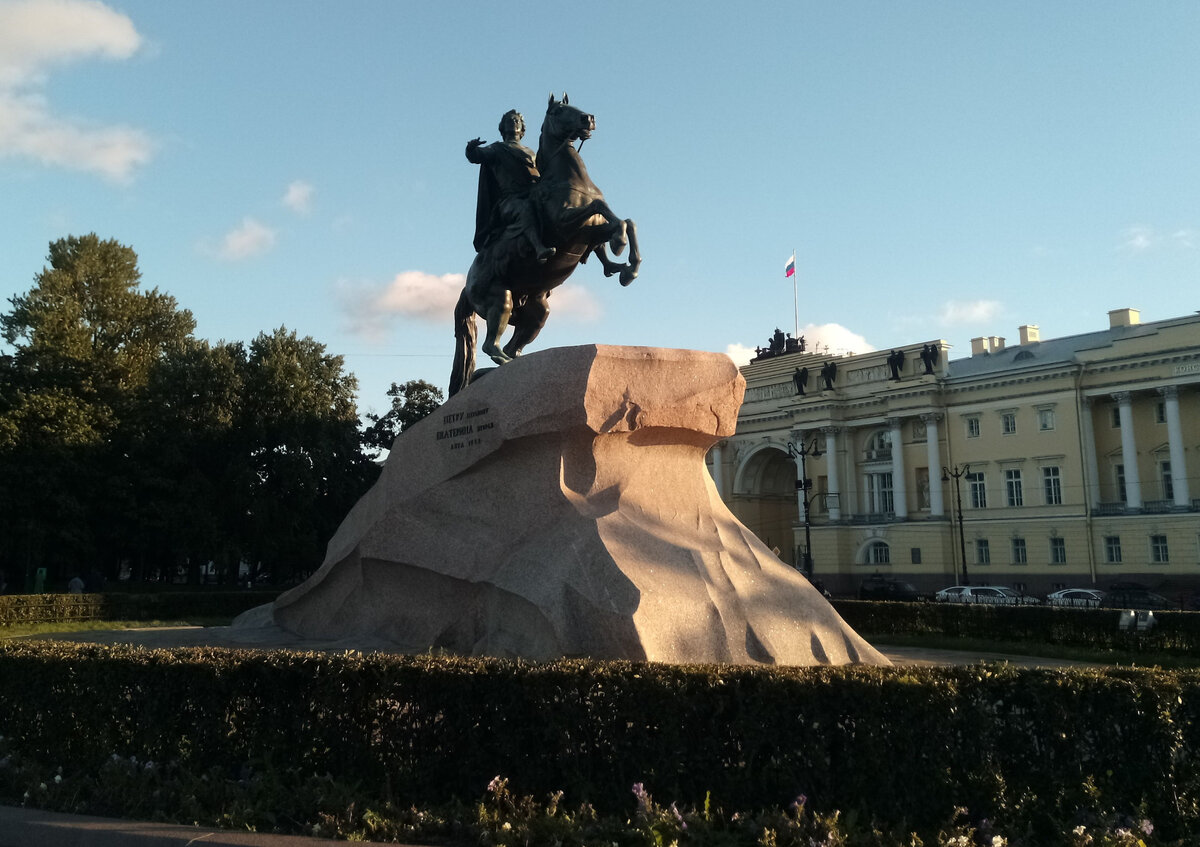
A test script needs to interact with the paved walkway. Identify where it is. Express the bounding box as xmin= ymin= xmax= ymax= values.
xmin=23 ymin=624 xmax=1108 ymax=669
xmin=0 ymin=804 xmax=404 ymax=846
